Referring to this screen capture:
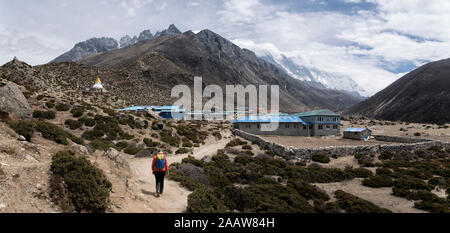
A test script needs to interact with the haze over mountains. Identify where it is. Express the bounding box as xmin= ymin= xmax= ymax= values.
xmin=260 ymin=53 xmax=365 ymax=98
xmin=346 ymin=58 xmax=450 ymax=124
